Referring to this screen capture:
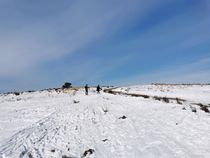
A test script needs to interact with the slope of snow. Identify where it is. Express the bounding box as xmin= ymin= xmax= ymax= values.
xmin=115 ymin=85 xmax=210 ymax=104
xmin=0 ymin=86 xmax=210 ymax=158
